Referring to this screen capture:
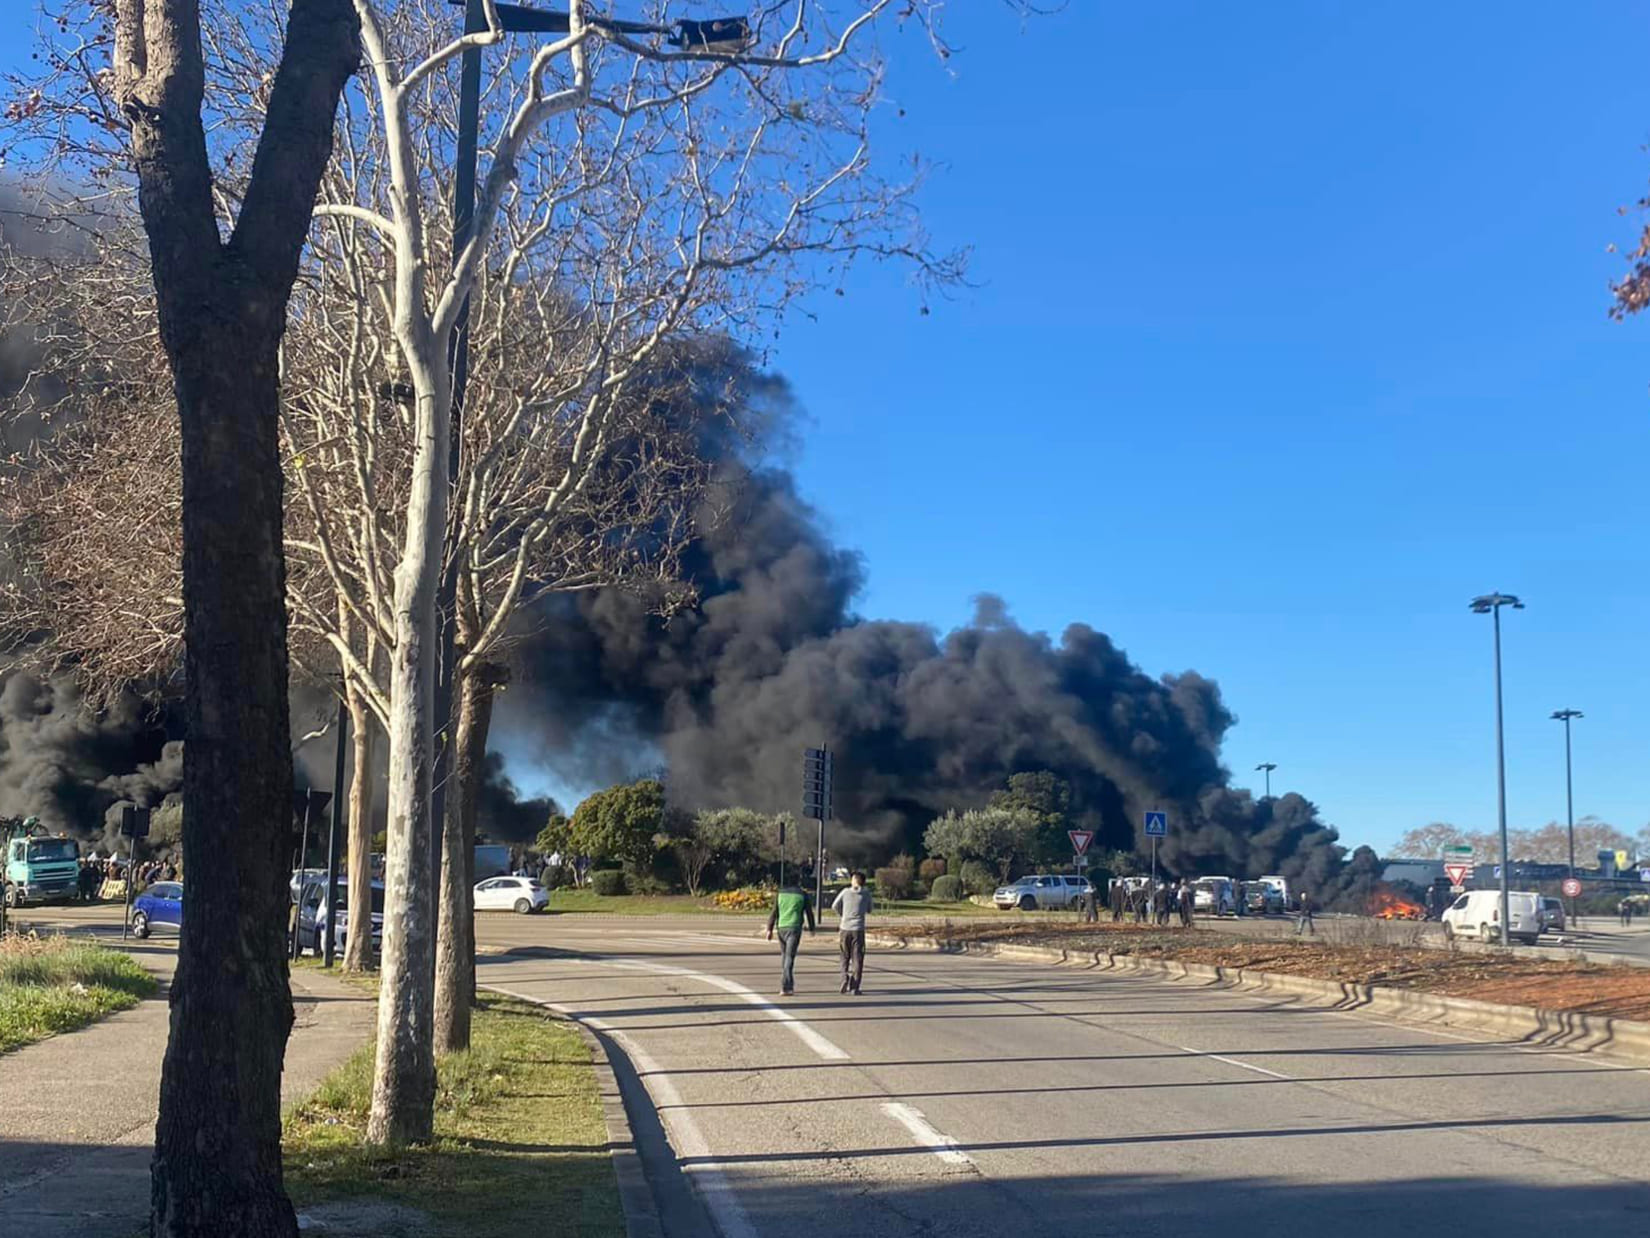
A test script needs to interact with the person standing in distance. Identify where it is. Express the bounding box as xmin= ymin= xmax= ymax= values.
xmin=765 ymin=881 xmax=816 ymax=996
xmin=831 ymin=871 xmax=874 ymax=995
